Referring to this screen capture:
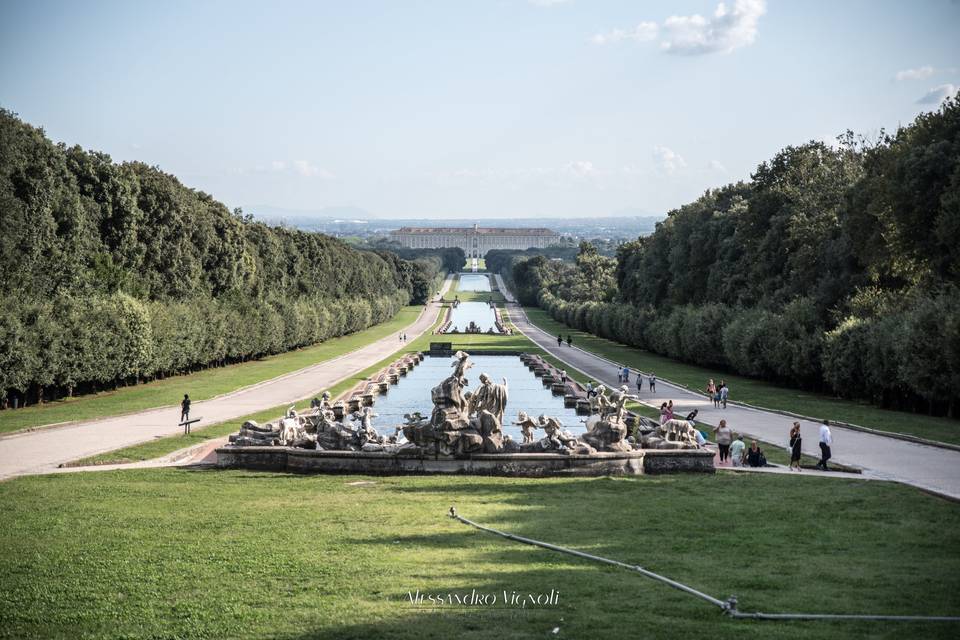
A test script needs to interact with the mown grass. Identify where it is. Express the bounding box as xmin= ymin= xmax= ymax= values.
xmin=0 ymin=306 xmax=426 ymax=436
xmin=0 ymin=469 xmax=957 ymax=640
xmin=525 ymin=308 xmax=960 ymax=446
